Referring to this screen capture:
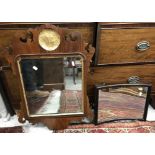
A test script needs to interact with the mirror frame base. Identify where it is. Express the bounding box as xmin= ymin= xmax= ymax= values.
xmin=18 ymin=97 xmax=93 ymax=130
